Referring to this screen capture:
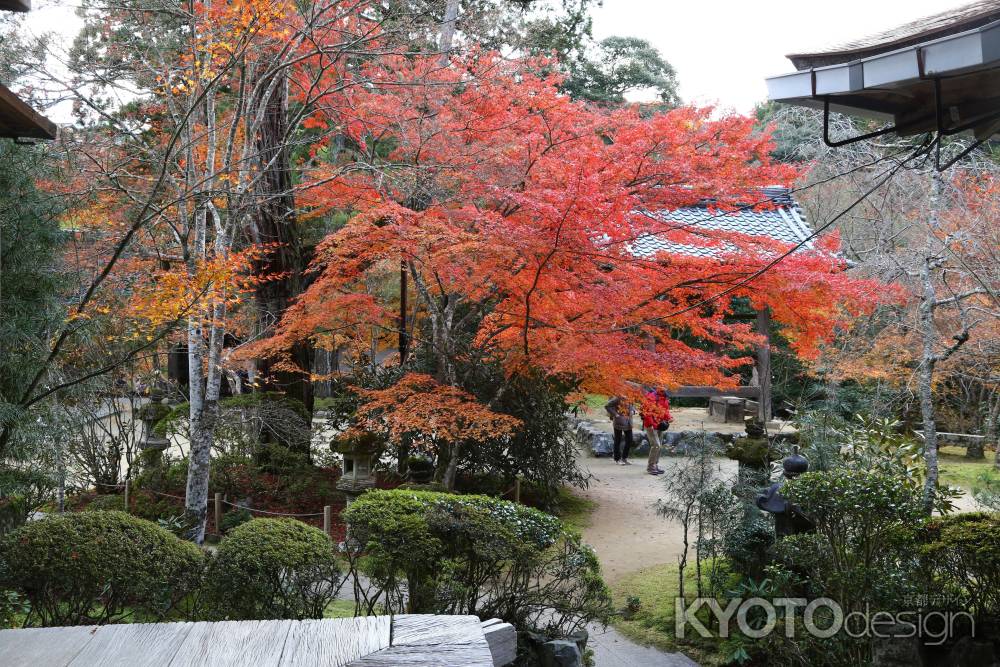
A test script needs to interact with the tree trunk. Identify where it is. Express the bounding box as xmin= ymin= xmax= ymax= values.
xmin=184 ymin=313 xmax=224 ymax=544
xmin=919 ymin=172 xmax=943 ymax=515
xmin=754 ymin=308 xmax=772 ymax=423
xmin=917 ymin=331 xmax=939 ymax=516
xmin=250 ymin=71 xmax=314 ymax=453
xmin=443 ymin=441 xmax=461 ymax=491
xmin=183 ymin=197 xmax=228 ymax=543
xmin=987 ymin=392 xmax=1000 ymax=469
xmin=438 ymin=0 xmax=460 ymax=65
